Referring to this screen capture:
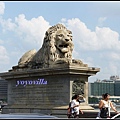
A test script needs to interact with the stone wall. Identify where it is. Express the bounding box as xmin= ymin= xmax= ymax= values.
xmin=7 ymin=75 xmax=71 ymax=107
xmin=0 ymin=66 xmax=100 ymax=114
